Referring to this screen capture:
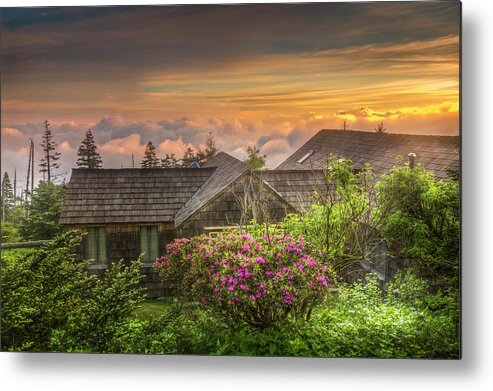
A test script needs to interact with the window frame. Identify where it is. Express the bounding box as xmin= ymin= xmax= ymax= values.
xmin=139 ymin=225 xmax=159 ymax=263
xmin=86 ymin=226 xmax=108 ymax=264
